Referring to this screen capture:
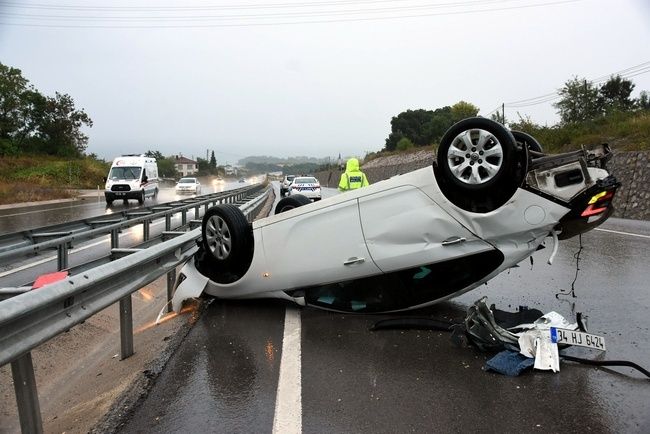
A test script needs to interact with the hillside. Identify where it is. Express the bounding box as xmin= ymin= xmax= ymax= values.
xmin=0 ymin=156 xmax=109 ymax=205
